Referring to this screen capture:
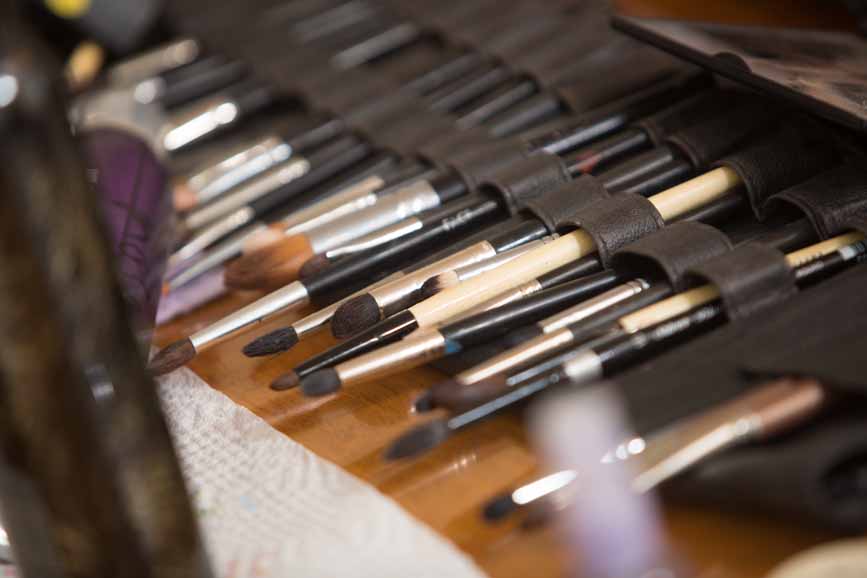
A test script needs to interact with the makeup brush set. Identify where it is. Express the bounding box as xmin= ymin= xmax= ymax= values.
xmin=137 ymin=0 xmax=867 ymax=533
